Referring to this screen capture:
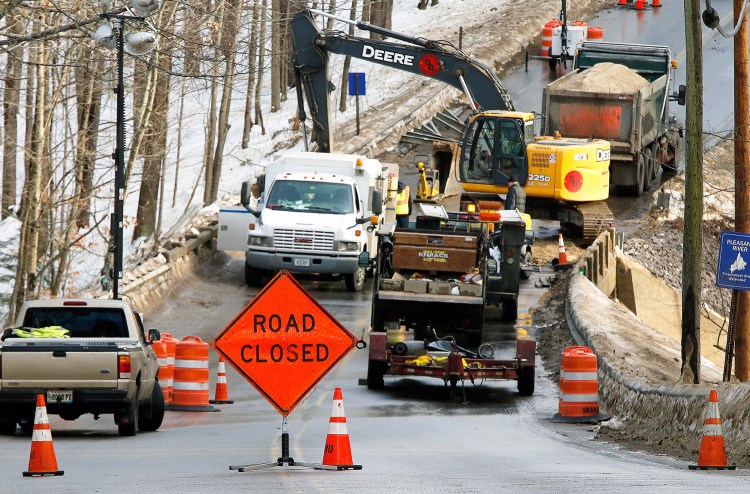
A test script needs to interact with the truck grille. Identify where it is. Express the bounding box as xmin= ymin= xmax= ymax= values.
xmin=274 ymin=229 xmax=334 ymax=250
